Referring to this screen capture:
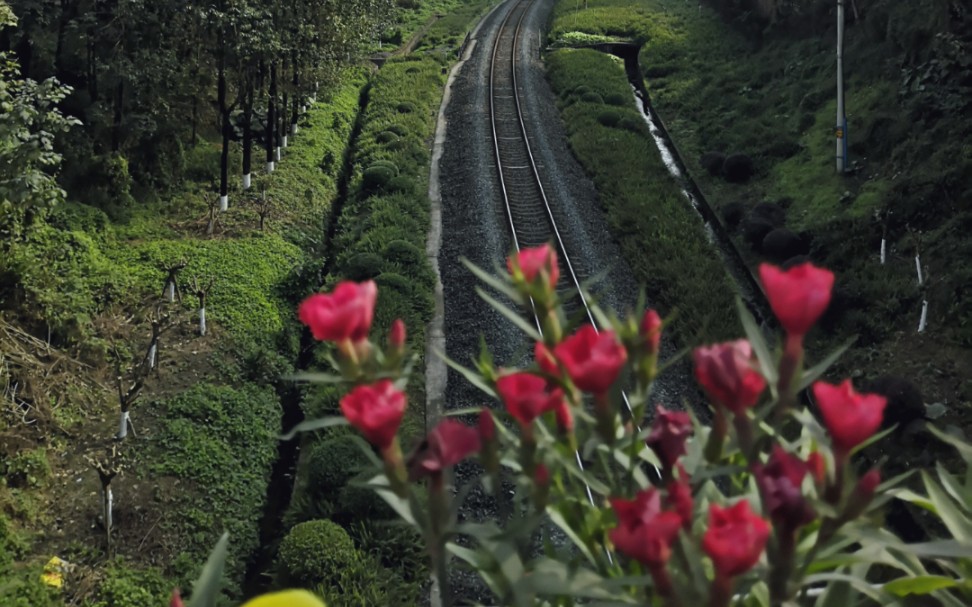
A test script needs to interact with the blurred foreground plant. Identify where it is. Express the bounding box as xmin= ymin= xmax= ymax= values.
xmin=180 ymin=245 xmax=972 ymax=606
